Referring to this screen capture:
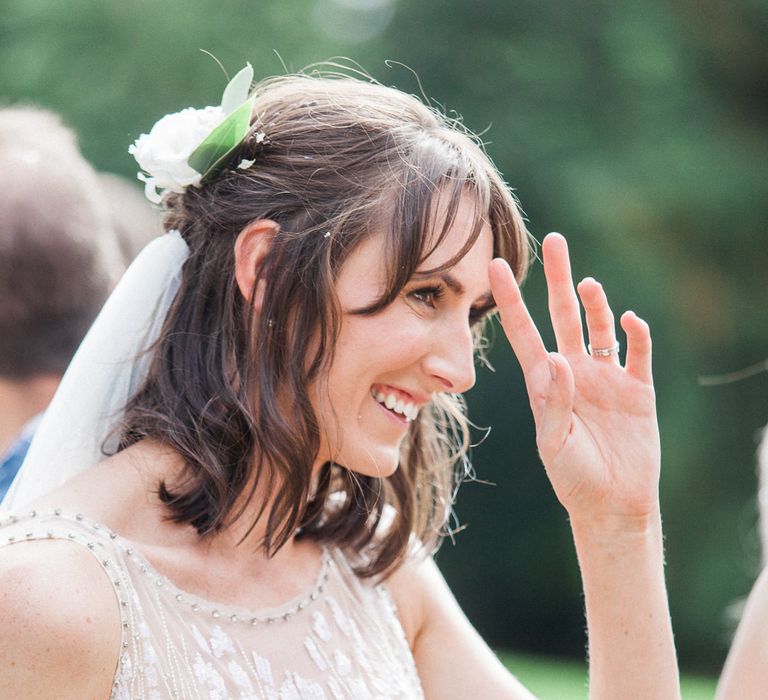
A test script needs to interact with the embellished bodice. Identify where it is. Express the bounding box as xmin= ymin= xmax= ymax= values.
xmin=0 ymin=510 xmax=424 ymax=699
